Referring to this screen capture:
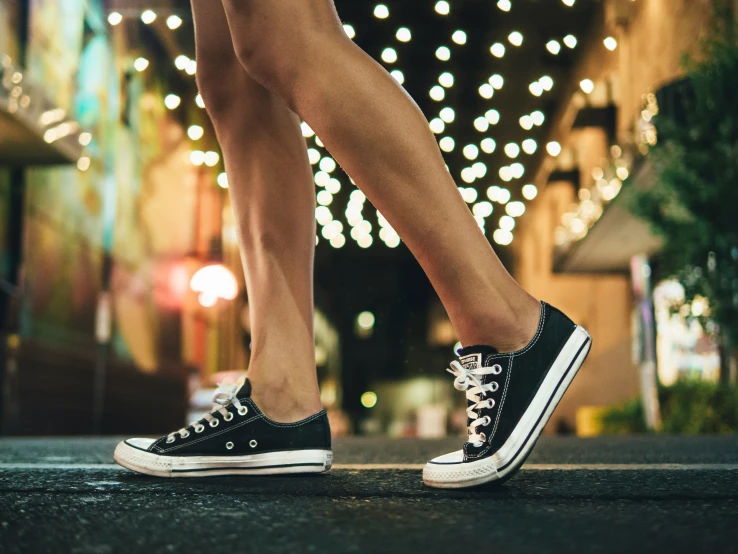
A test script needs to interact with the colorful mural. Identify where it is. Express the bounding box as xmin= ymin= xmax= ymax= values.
xmin=13 ymin=0 xmax=200 ymax=371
